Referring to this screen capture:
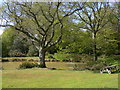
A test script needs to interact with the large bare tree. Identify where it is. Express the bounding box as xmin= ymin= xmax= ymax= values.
xmin=0 ymin=2 xmax=84 ymax=68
